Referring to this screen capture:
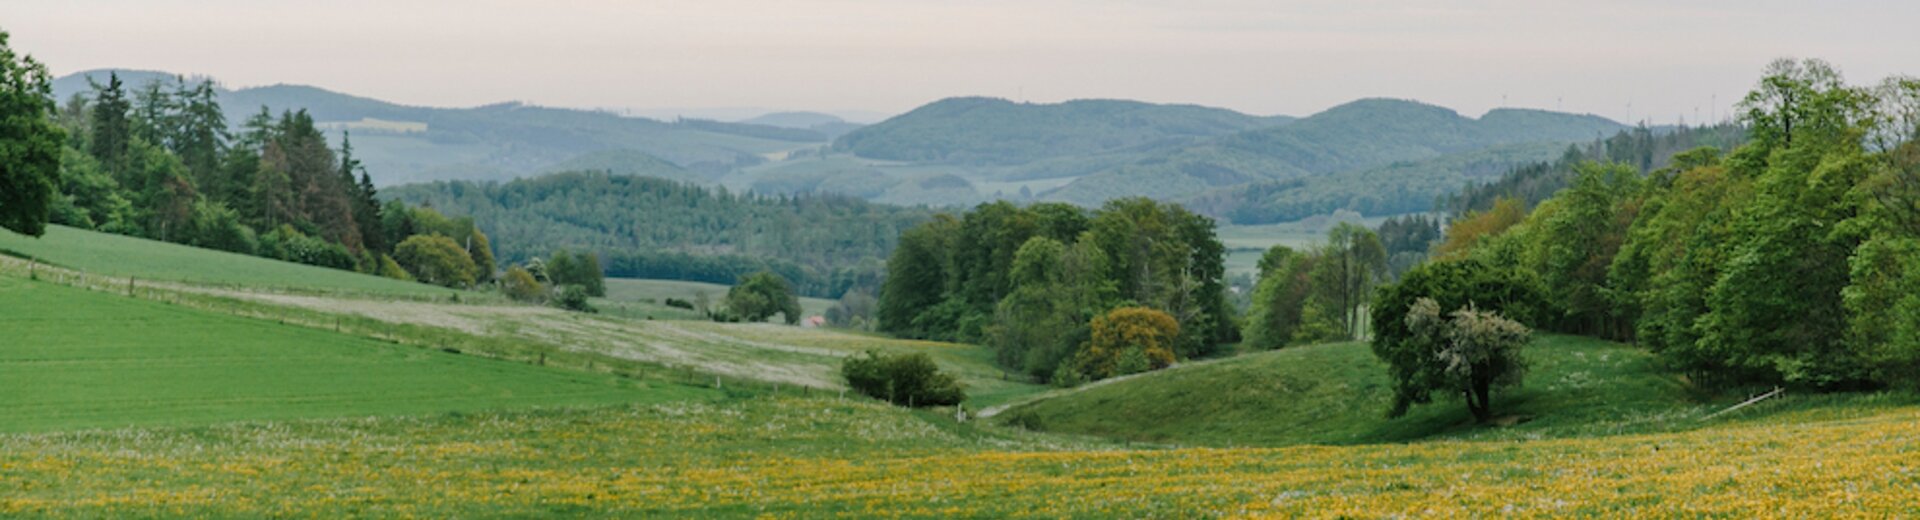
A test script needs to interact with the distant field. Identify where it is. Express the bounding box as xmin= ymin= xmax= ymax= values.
xmin=993 ymin=335 xmax=1780 ymax=447
xmin=602 ymin=278 xmax=836 ymax=320
xmin=5 ymin=395 xmax=1916 ymax=517
xmin=0 ymin=277 xmax=710 ymax=432
xmin=0 ymin=225 xmax=459 ymax=298
xmin=1216 ymin=215 xmax=1400 ymax=277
